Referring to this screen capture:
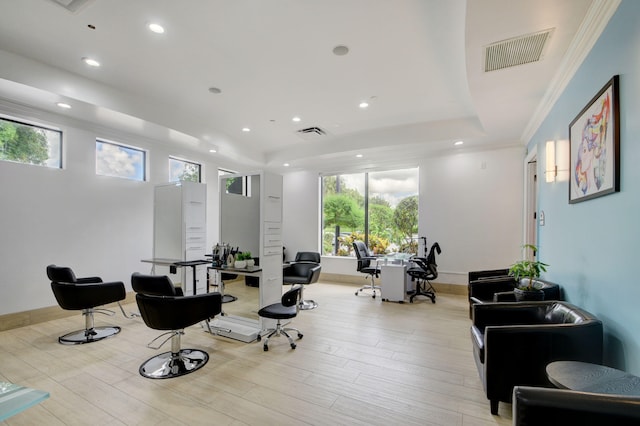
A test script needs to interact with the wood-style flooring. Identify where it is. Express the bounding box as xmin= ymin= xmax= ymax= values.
xmin=0 ymin=281 xmax=512 ymax=425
